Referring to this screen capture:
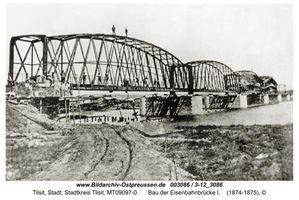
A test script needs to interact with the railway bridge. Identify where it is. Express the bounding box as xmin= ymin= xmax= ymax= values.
xmin=9 ymin=33 xmax=243 ymax=94
xmin=8 ymin=33 xmax=290 ymax=118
